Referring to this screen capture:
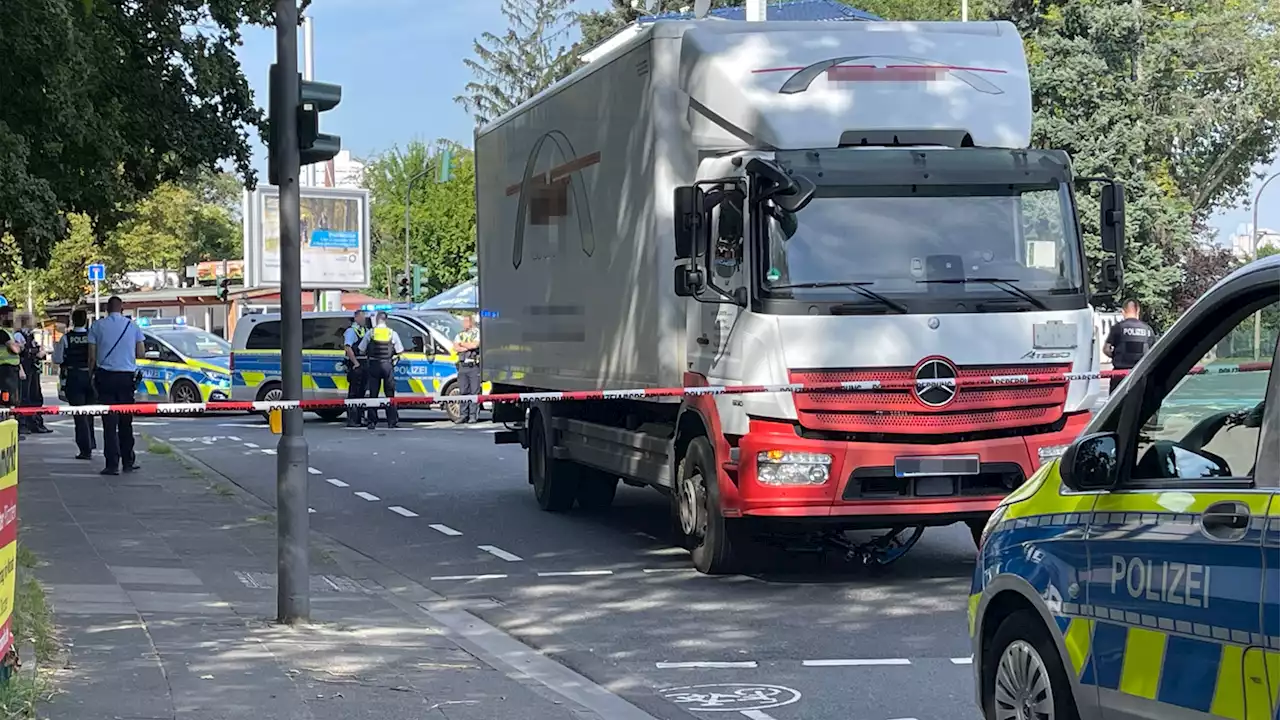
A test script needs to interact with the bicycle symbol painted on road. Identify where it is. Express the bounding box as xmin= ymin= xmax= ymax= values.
xmin=659 ymin=683 xmax=802 ymax=712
